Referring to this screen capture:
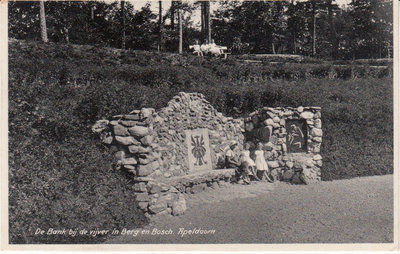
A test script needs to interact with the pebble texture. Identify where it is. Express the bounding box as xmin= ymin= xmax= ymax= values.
xmin=93 ymin=92 xmax=244 ymax=217
xmin=244 ymin=106 xmax=323 ymax=184
xmin=93 ymin=92 xmax=323 ymax=217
